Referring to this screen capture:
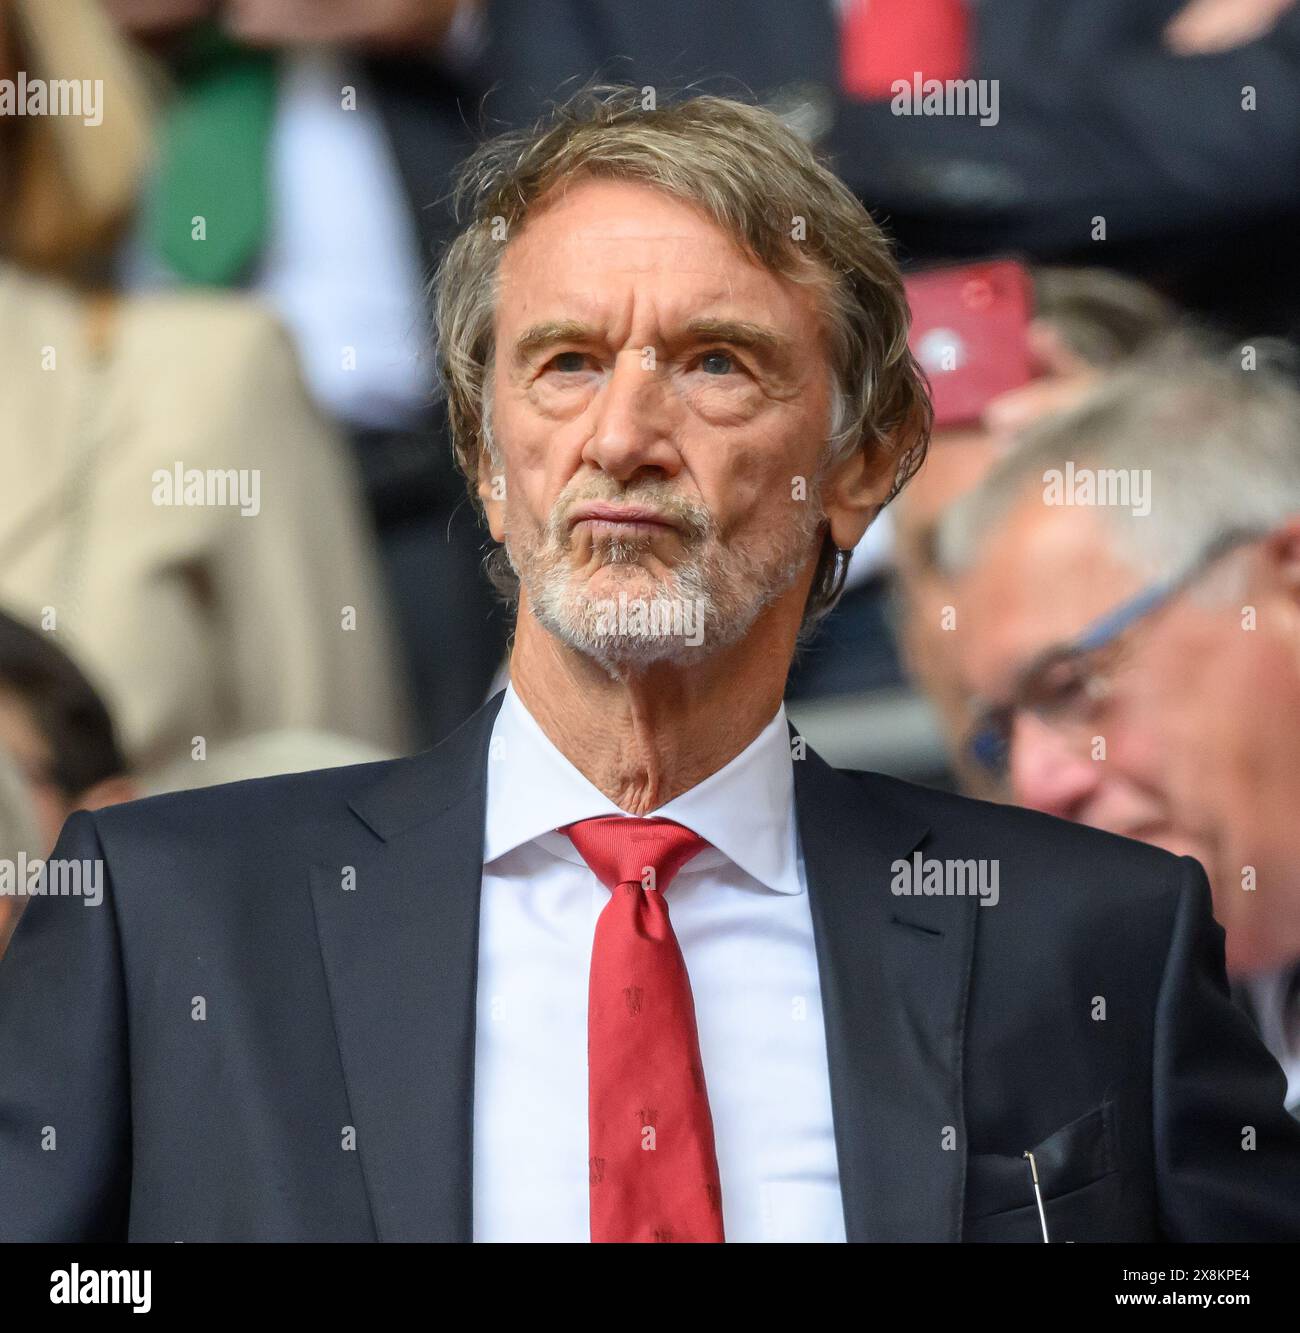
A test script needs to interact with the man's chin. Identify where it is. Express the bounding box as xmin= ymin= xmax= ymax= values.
xmin=548 ymin=617 xmax=711 ymax=673
xmin=572 ymin=558 xmax=700 ymax=609
xmin=528 ymin=565 xmax=720 ymax=668
xmin=583 ymin=559 xmax=670 ymax=590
